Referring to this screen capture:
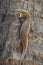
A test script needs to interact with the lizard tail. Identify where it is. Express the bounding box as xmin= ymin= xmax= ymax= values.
xmin=20 ymin=37 xmax=28 ymax=65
